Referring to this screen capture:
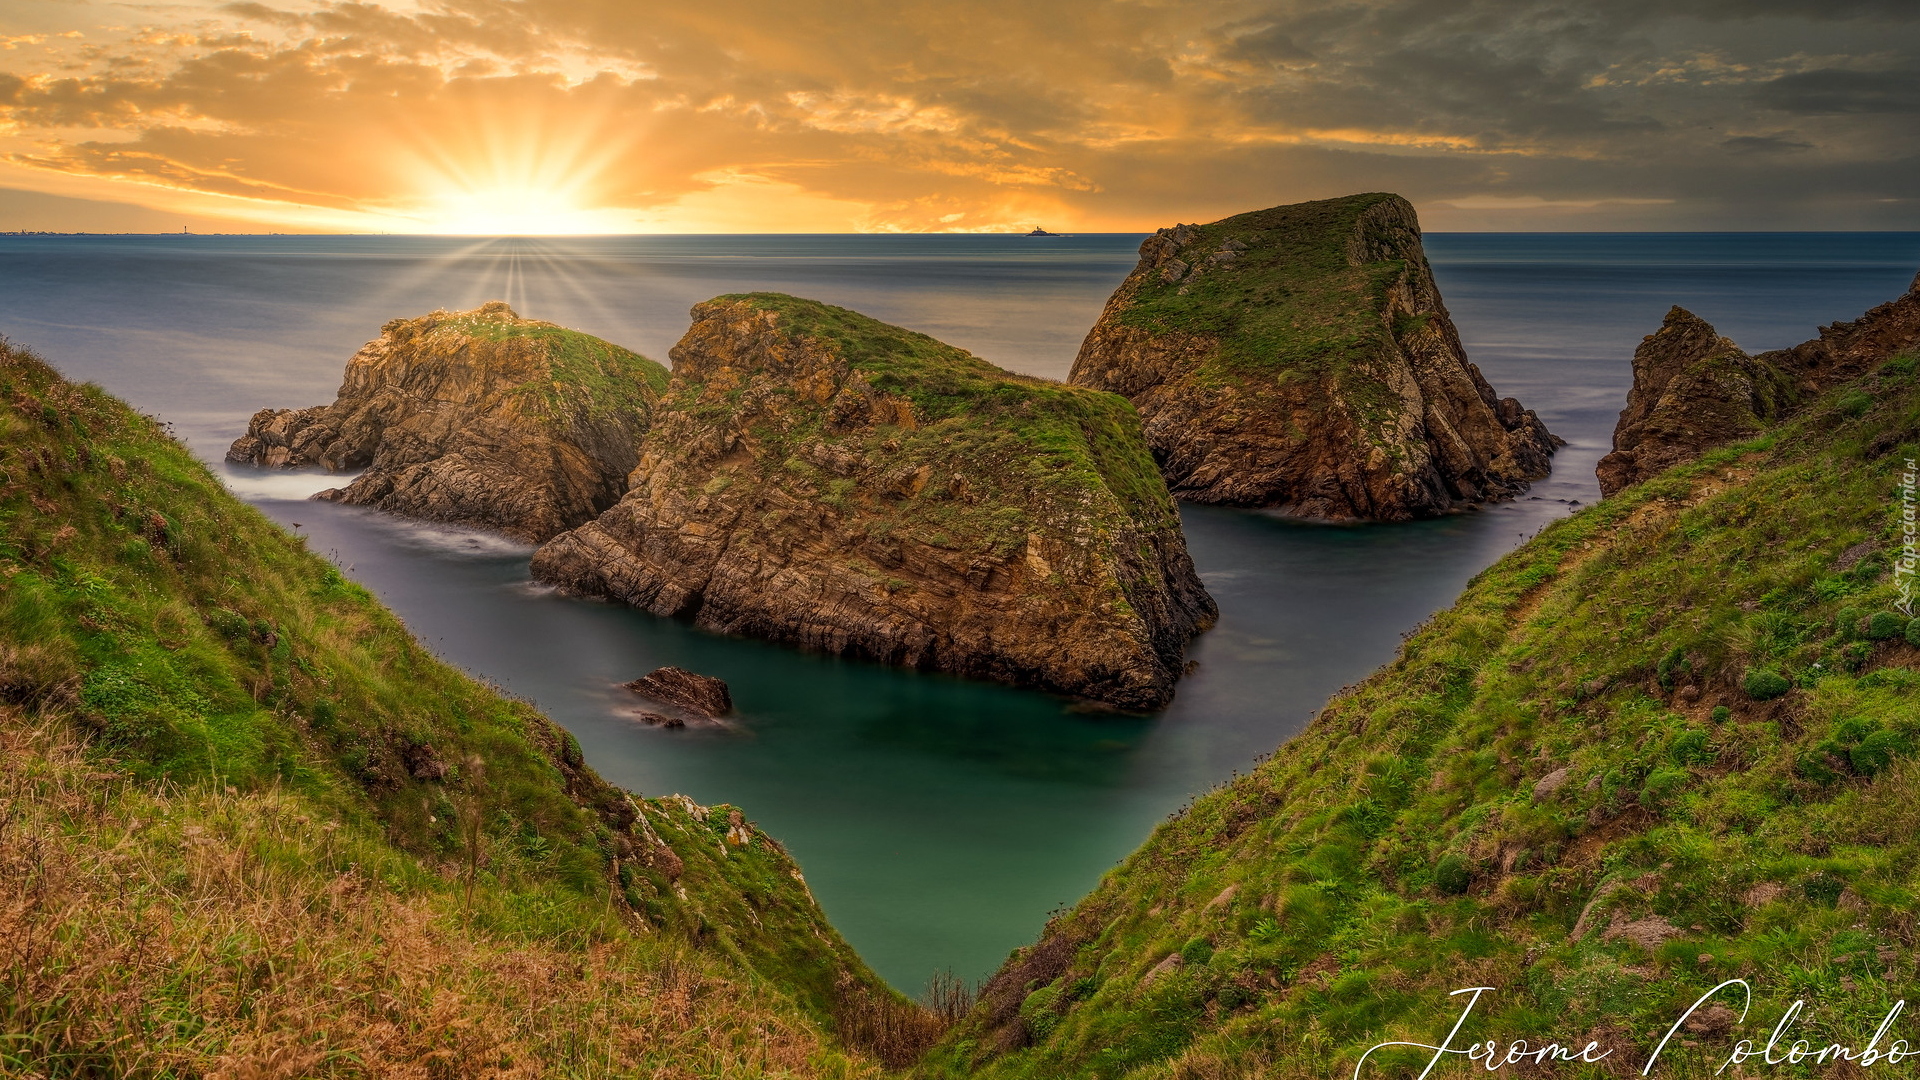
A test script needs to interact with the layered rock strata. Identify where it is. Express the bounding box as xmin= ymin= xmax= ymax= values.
xmin=1069 ymin=193 xmax=1560 ymax=520
xmin=626 ymin=667 xmax=733 ymax=717
xmin=1597 ymin=271 xmax=1920 ymax=495
xmin=532 ymin=293 xmax=1217 ymax=710
xmin=227 ymin=302 xmax=669 ymax=542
